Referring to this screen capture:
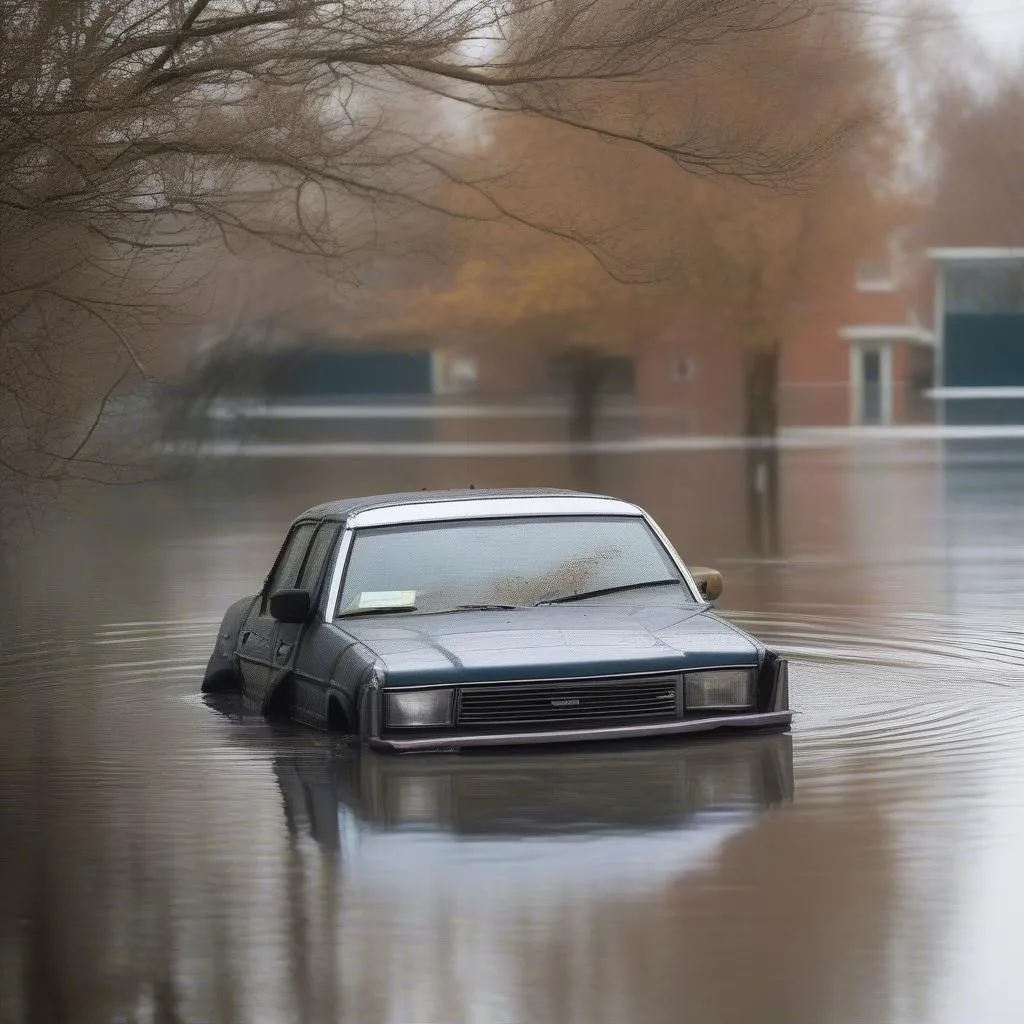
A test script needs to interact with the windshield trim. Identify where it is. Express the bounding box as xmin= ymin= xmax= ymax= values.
xmin=324 ymin=512 xmax=702 ymax=618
